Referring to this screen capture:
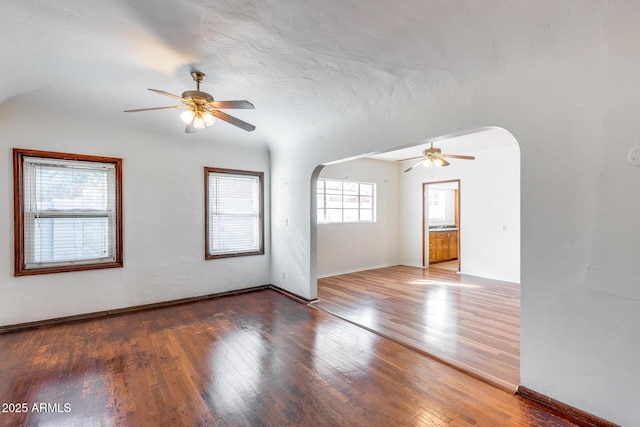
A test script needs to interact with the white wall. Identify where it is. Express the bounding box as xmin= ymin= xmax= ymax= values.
xmin=269 ymin=3 xmax=640 ymax=424
xmin=0 ymin=93 xmax=271 ymax=326
xmin=316 ymin=158 xmax=399 ymax=277
xmin=399 ymin=140 xmax=520 ymax=283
